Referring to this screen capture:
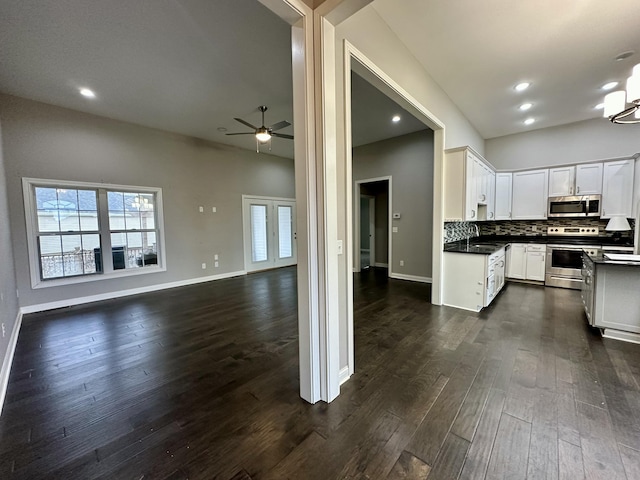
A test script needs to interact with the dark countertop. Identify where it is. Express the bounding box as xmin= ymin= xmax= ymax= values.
xmin=444 ymin=241 xmax=509 ymax=255
xmin=444 ymin=235 xmax=634 ymax=255
xmin=585 ymin=251 xmax=640 ymax=267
